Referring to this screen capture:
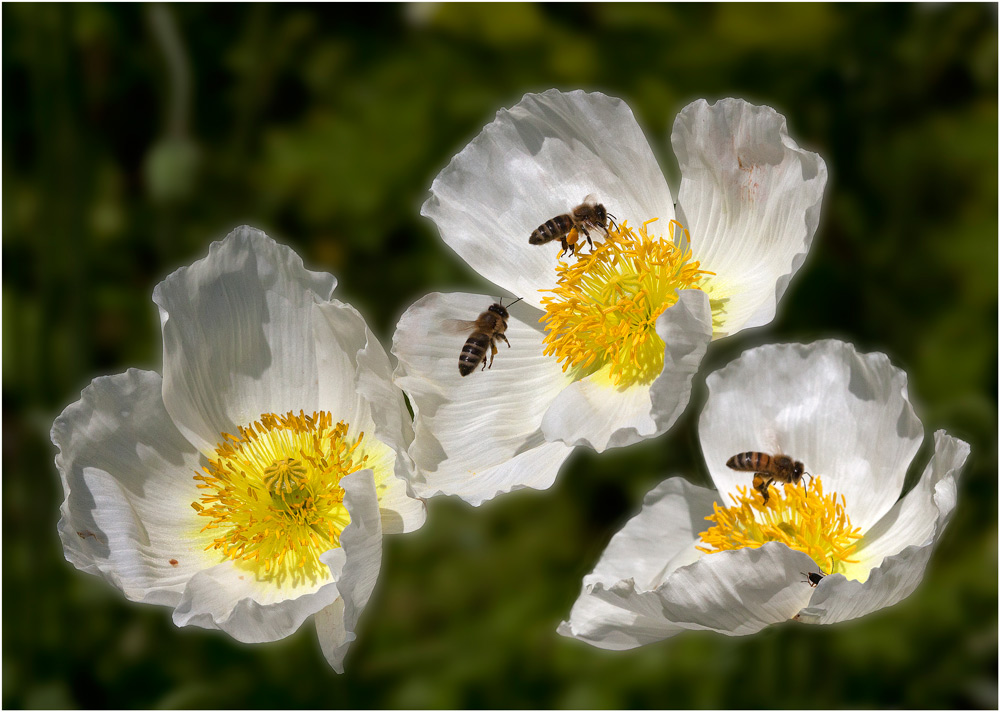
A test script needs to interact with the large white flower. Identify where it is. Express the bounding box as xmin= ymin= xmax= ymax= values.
xmin=51 ymin=227 xmax=425 ymax=672
xmin=558 ymin=340 xmax=969 ymax=649
xmin=392 ymin=89 xmax=827 ymax=505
